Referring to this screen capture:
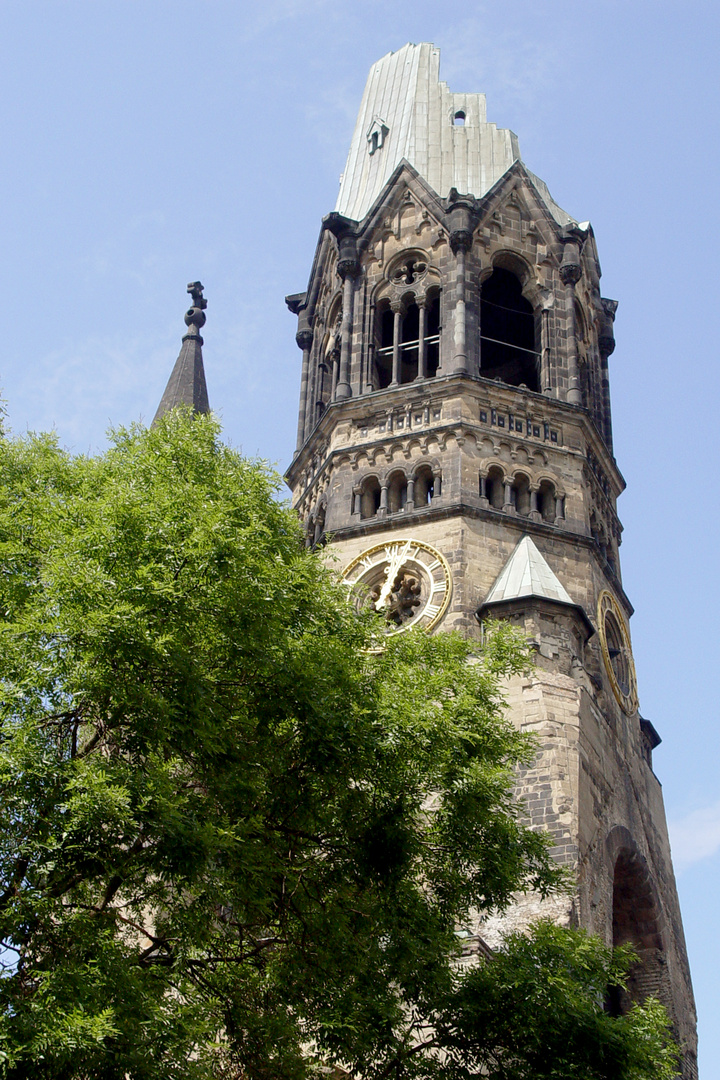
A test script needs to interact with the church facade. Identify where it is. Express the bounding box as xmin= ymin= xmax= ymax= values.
xmin=284 ymin=43 xmax=698 ymax=1076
